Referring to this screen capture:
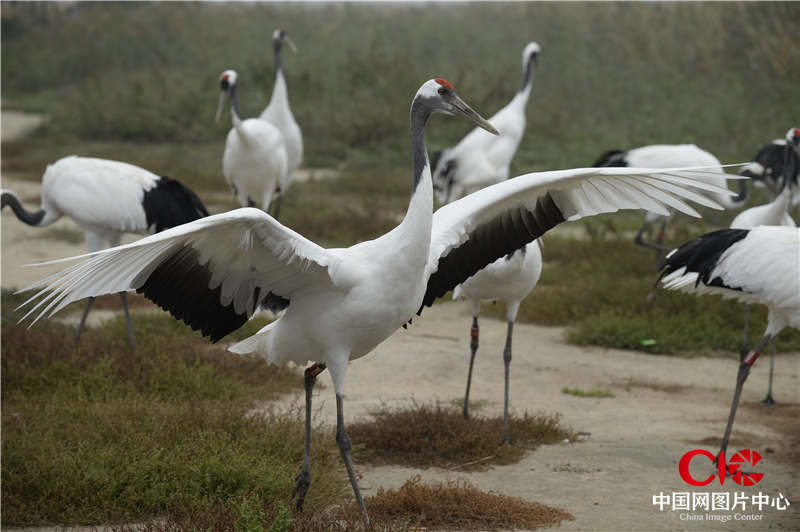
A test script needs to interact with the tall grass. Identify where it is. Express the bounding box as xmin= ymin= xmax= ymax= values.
xmin=3 ymin=2 xmax=798 ymax=173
